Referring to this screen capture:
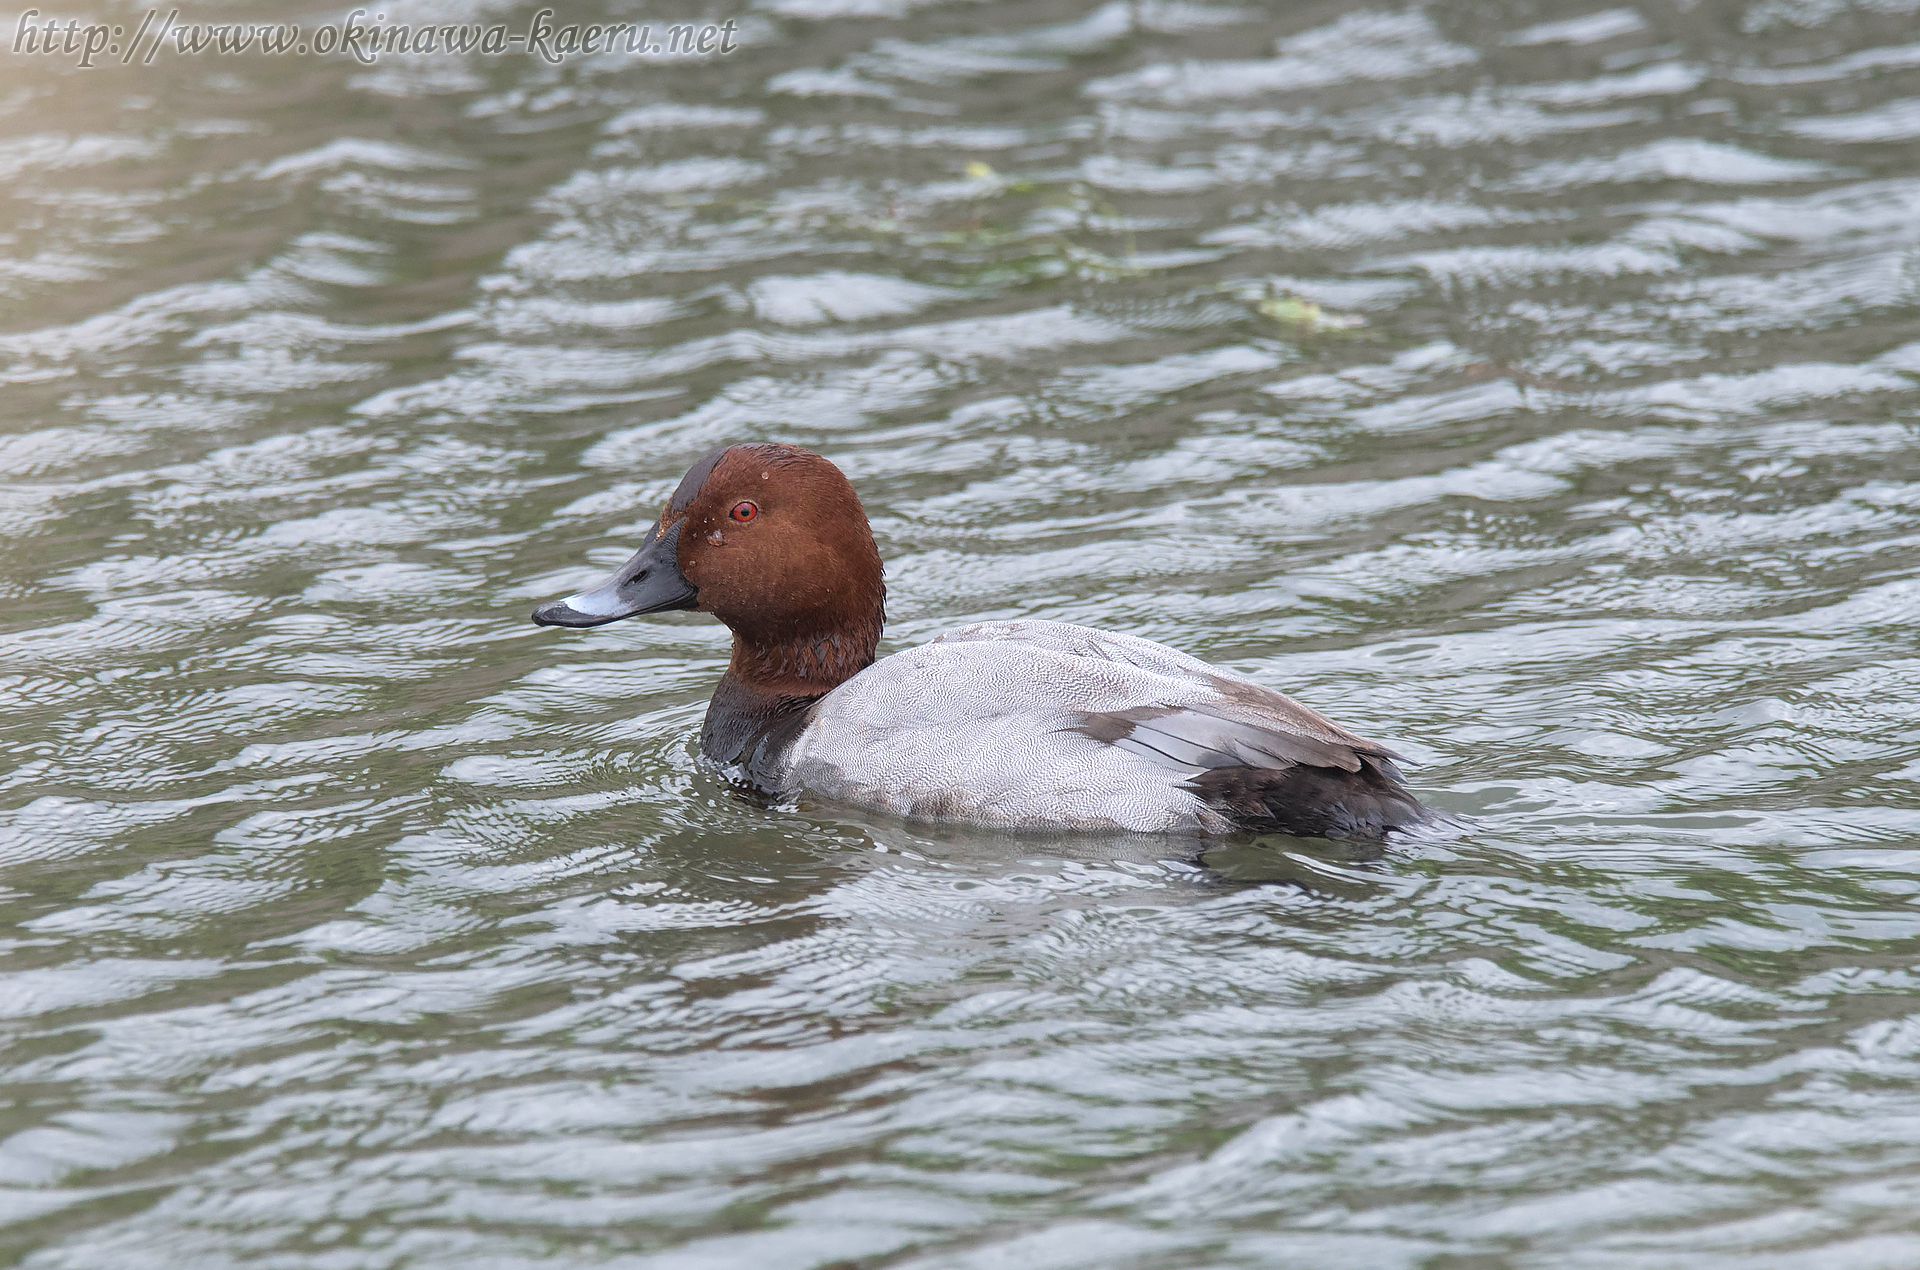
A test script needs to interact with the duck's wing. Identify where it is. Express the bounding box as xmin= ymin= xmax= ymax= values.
xmin=1061 ymin=691 xmax=1423 ymax=837
xmin=1065 ymin=699 xmax=1402 ymax=777
xmin=956 ymin=621 xmax=1425 ymax=839
xmin=942 ymin=619 xmax=1405 ymax=771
